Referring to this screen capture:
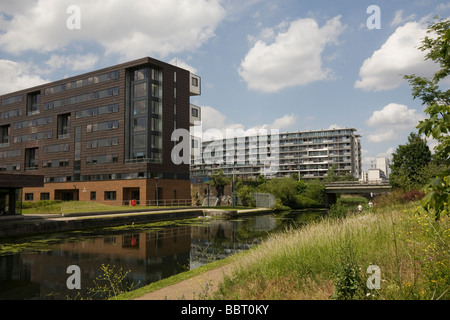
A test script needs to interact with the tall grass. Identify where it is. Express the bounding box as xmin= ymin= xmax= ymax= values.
xmin=213 ymin=202 xmax=449 ymax=300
